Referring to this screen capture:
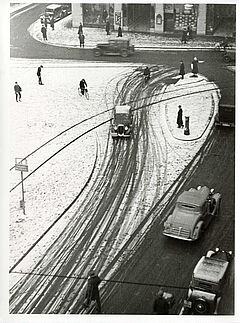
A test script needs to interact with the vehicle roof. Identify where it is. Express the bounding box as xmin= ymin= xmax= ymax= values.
xmin=45 ymin=4 xmax=62 ymax=10
xmin=193 ymin=256 xmax=229 ymax=284
xmin=177 ymin=186 xmax=210 ymax=207
xmin=115 ymin=105 xmax=131 ymax=114
xmin=109 ymin=38 xmax=129 ymax=42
